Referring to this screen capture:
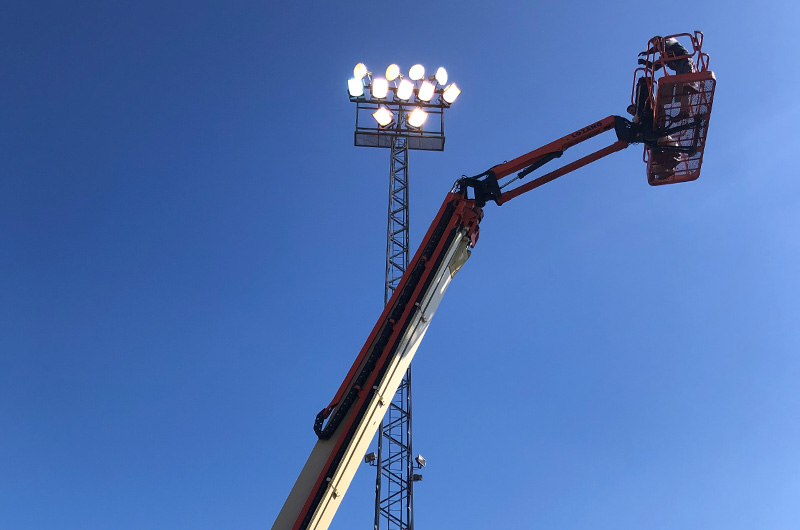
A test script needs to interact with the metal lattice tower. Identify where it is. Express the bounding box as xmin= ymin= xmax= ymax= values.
xmin=374 ymin=136 xmax=414 ymax=530
xmin=347 ymin=63 xmax=459 ymax=530
xmin=384 ymin=137 xmax=410 ymax=304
